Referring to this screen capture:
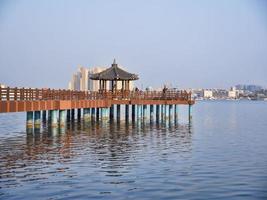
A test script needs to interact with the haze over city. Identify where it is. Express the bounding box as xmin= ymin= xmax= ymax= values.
xmin=0 ymin=0 xmax=267 ymax=89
